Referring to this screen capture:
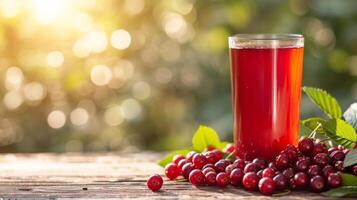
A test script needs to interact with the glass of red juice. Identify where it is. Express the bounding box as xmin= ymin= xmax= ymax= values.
xmin=229 ymin=34 xmax=304 ymax=161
